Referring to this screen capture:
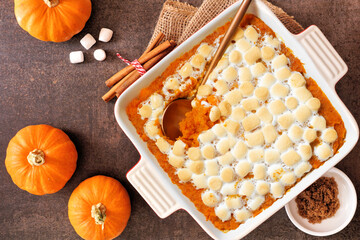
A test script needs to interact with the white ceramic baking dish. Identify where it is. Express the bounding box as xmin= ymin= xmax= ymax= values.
xmin=114 ymin=0 xmax=359 ymax=239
